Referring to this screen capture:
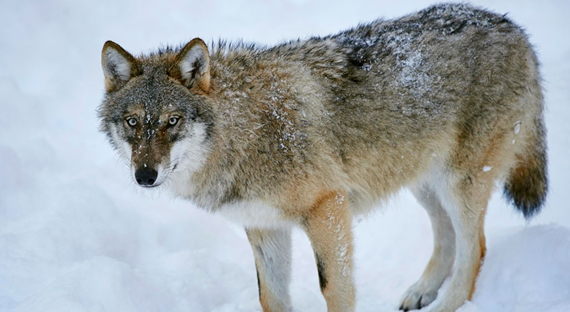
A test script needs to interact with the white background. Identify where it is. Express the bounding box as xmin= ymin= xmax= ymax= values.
xmin=1 ymin=1 xmax=569 ymax=311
